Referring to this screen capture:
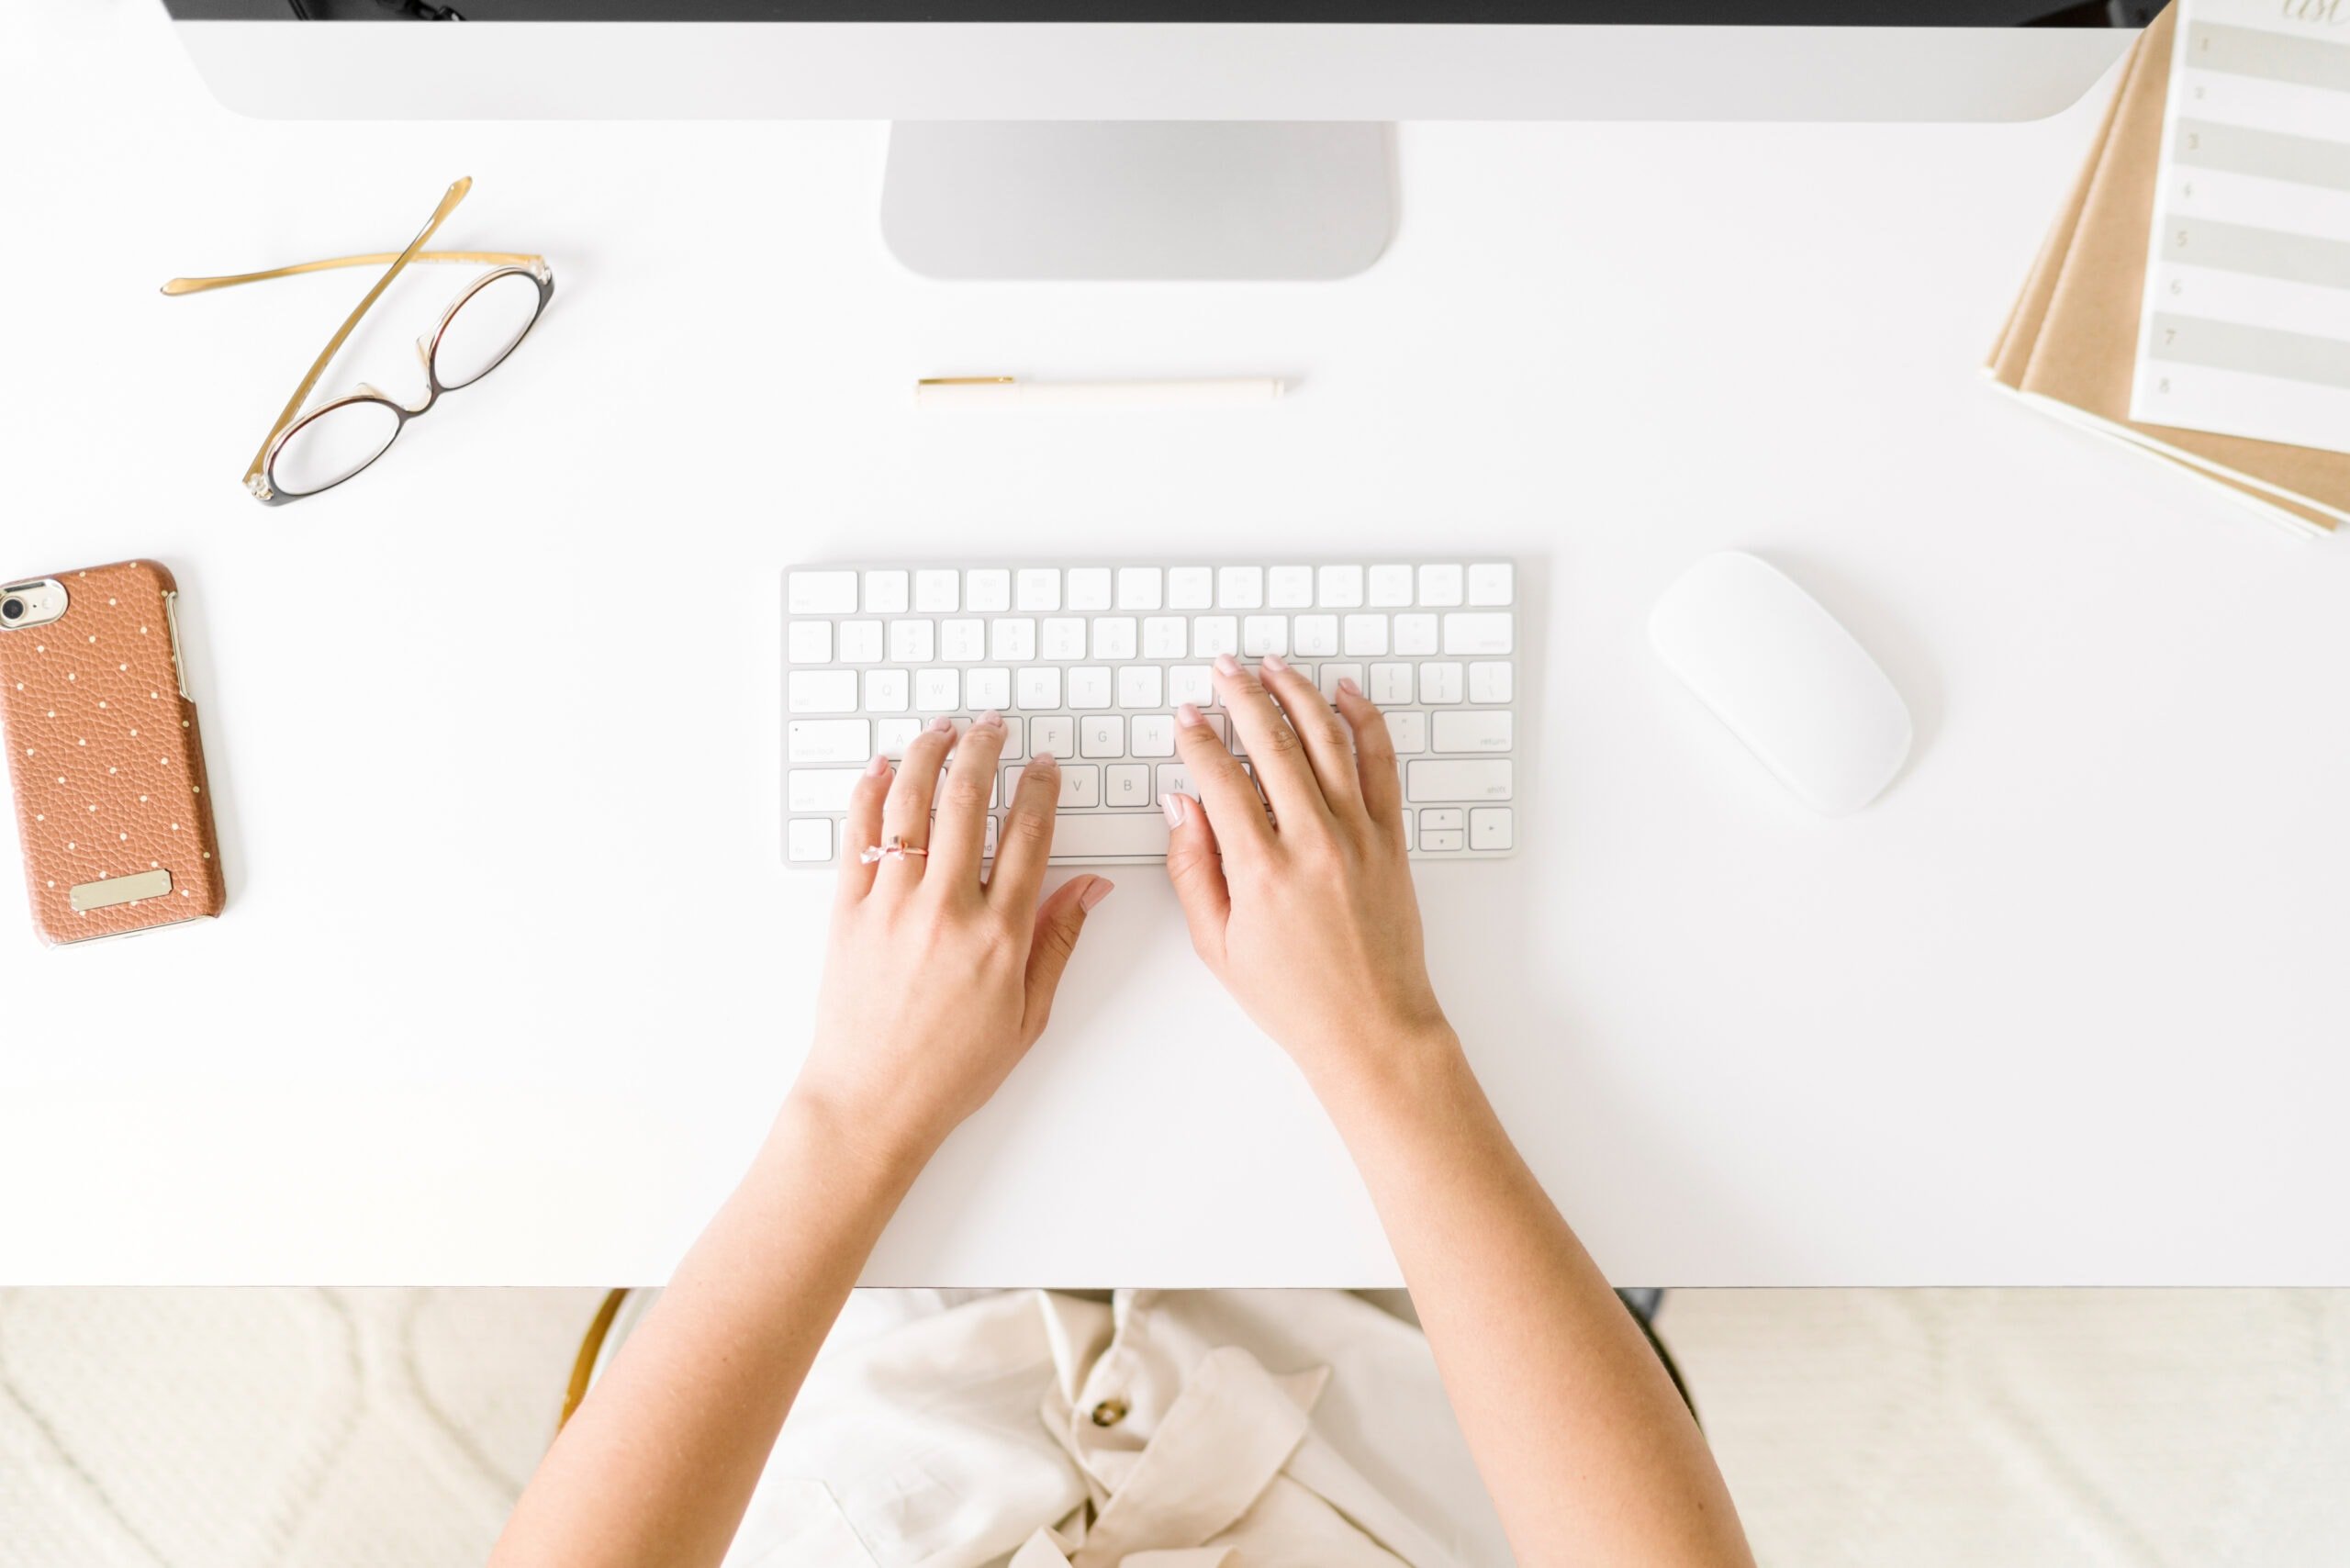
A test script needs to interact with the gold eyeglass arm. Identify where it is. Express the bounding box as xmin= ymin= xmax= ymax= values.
xmin=159 ymin=248 xmax=544 ymax=297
